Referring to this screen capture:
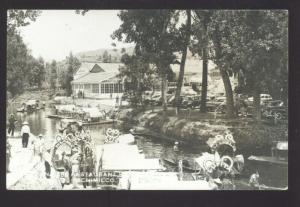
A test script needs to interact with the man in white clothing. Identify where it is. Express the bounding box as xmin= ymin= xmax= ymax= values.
xmin=21 ymin=121 xmax=30 ymax=148
xmin=33 ymin=134 xmax=45 ymax=160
